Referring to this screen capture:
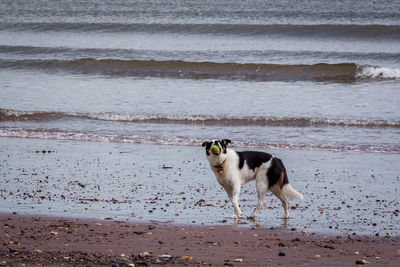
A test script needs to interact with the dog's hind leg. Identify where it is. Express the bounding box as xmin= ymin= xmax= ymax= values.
xmin=270 ymin=184 xmax=290 ymax=219
xmin=248 ymin=177 xmax=268 ymax=219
